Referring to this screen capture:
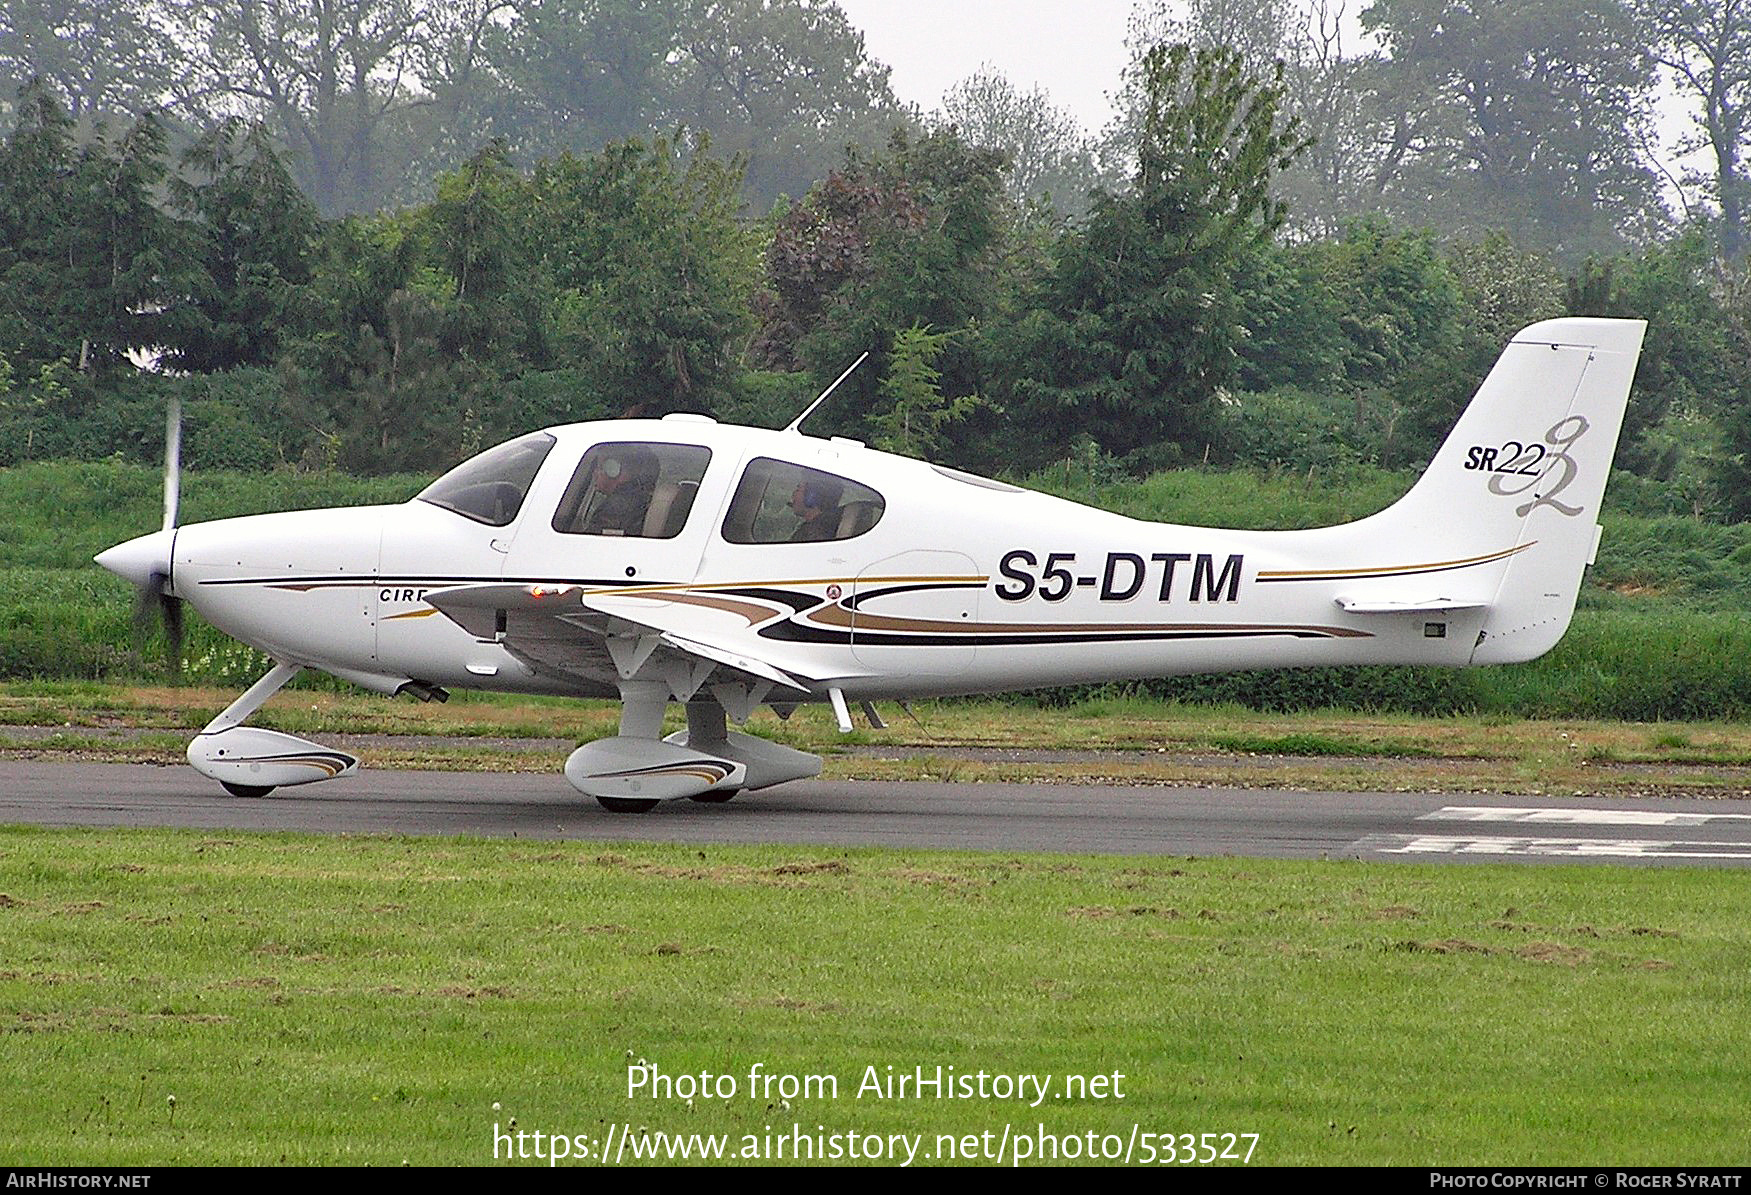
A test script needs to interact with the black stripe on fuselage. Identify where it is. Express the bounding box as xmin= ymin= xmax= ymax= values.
xmin=758 ymin=623 xmax=1360 ymax=647
xmin=843 ymin=582 xmax=988 ymax=610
